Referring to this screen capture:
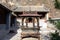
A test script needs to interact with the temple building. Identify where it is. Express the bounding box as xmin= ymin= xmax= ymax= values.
xmin=0 ymin=4 xmax=17 ymax=39
xmin=0 ymin=0 xmax=60 ymax=40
